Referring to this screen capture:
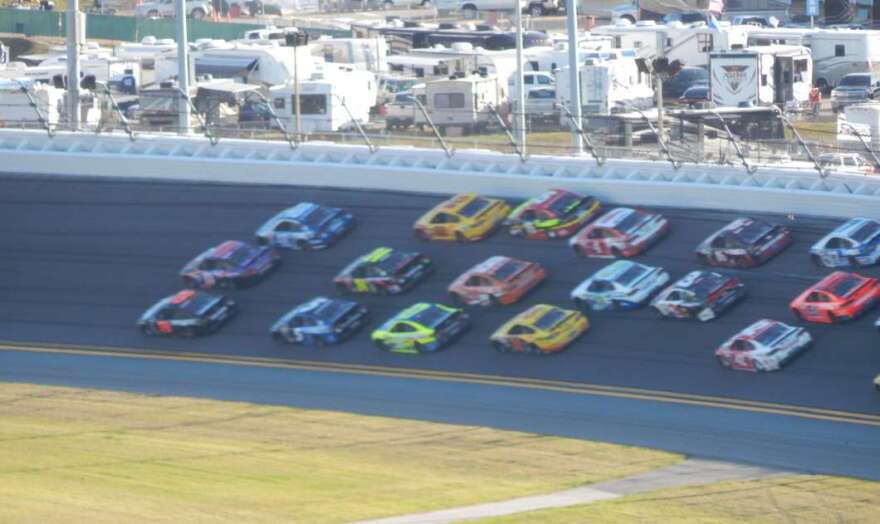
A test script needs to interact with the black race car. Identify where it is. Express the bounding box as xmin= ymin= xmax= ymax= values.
xmin=695 ymin=217 xmax=792 ymax=268
xmin=333 ymin=246 xmax=432 ymax=295
xmin=138 ymin=289 xmax=237 ymax=337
